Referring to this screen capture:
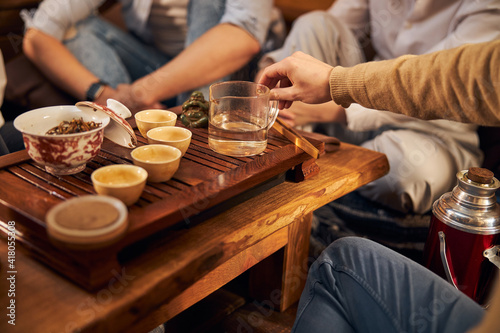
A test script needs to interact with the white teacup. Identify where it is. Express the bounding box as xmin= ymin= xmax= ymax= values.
xmin=91 ymin=165 xmax=148 ymax=206
xmin=147 ymin=126 xmax=192 ymax=156
xmin=135 ymin=109 xmax=177 ymax=138
xmin=131 ymin=144 xmax=181 ymax=183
